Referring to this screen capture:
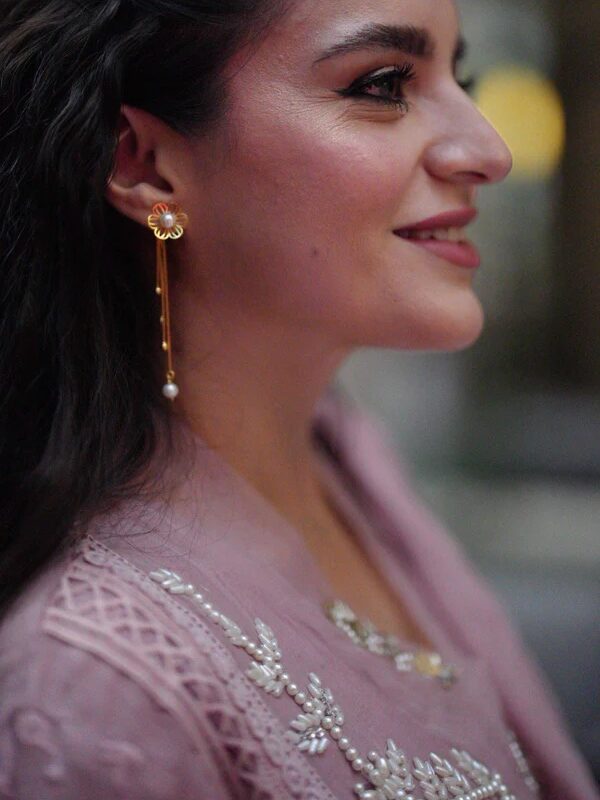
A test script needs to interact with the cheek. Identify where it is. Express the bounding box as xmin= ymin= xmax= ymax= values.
xmin=205 ymin=111 xmax=419 ymax=318
xmin=229 ymin=107 xmax=416 ymax=243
